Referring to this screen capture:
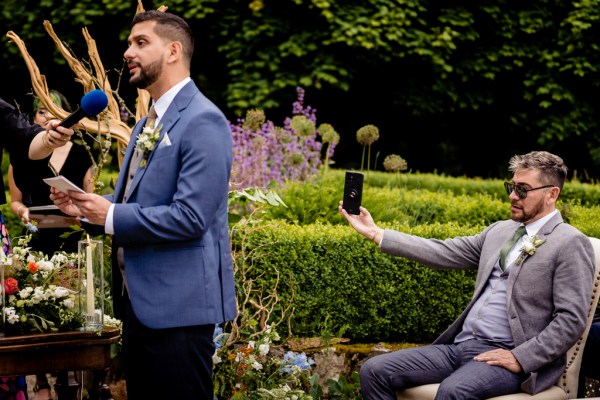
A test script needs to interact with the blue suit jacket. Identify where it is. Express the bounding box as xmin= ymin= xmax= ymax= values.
xmin=104 ymin=81 xmax=236 ymax=329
